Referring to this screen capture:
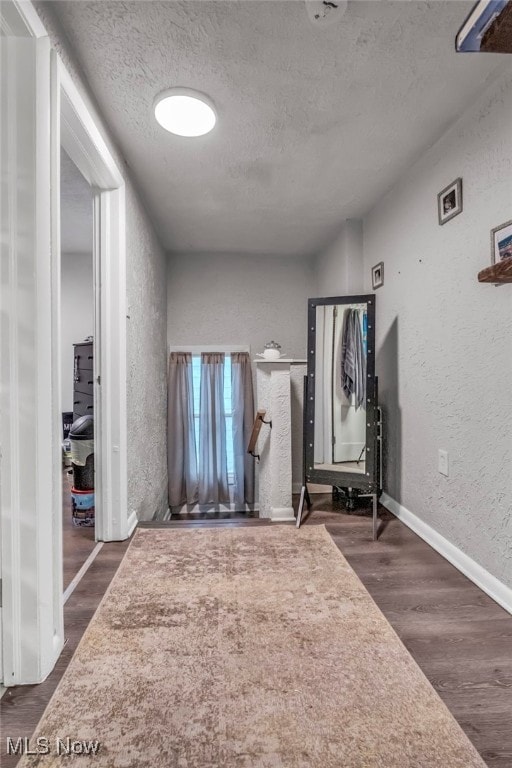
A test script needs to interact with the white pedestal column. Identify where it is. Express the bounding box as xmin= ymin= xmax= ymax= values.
xmin=255 ymin=360 xmax=306 ymax=522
